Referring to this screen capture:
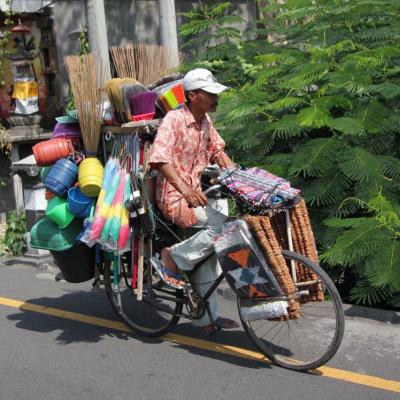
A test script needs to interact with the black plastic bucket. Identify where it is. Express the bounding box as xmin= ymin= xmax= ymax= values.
xmin=50 ymin=242 xmax=95 ymax=283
